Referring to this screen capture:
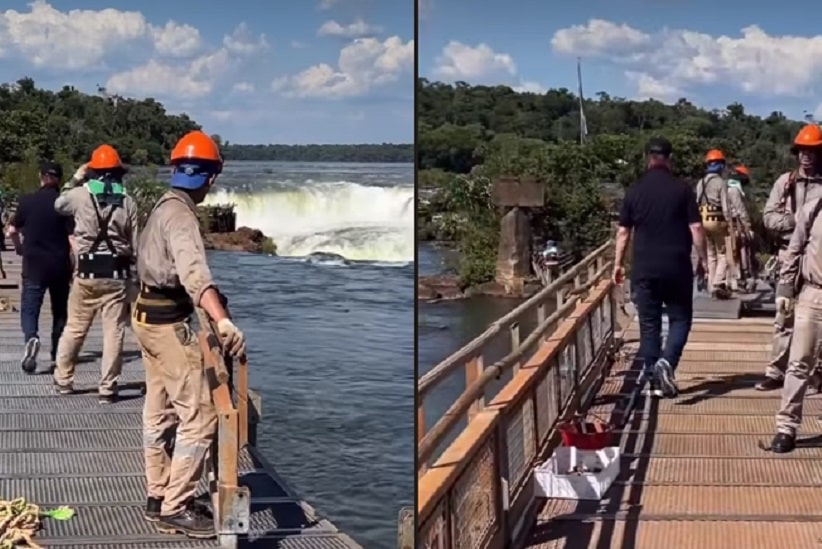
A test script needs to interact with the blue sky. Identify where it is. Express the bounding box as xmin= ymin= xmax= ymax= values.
xmin=419 ymin=0 xmax=822 ymax=122
xmin=0 ymin=0 xmax=413 ymax=144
